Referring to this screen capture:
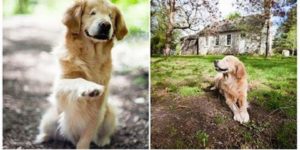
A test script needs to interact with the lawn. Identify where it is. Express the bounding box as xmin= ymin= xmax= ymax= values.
xmin=151 ymin=55 xmax=296 ymax=148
